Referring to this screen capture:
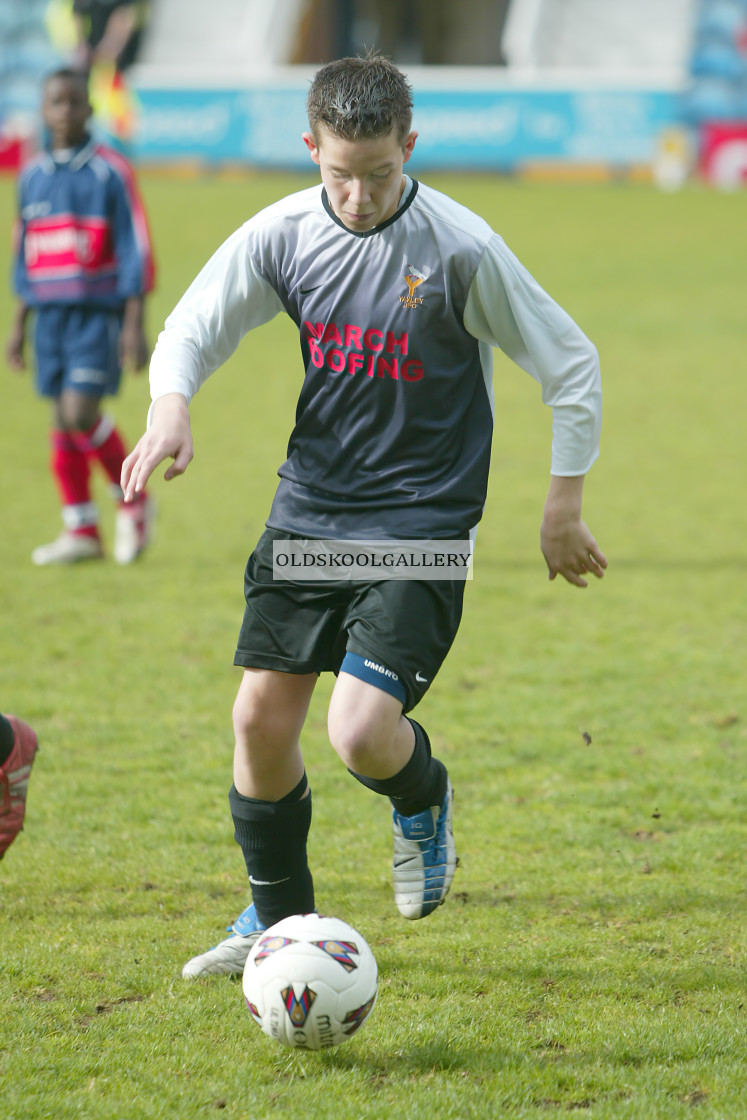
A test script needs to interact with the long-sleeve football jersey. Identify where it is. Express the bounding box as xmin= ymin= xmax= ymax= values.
xmin=13 ymin=137 xmax=154 ymax=309
xmin=149 ymin=179 xmax=601 ymax=540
